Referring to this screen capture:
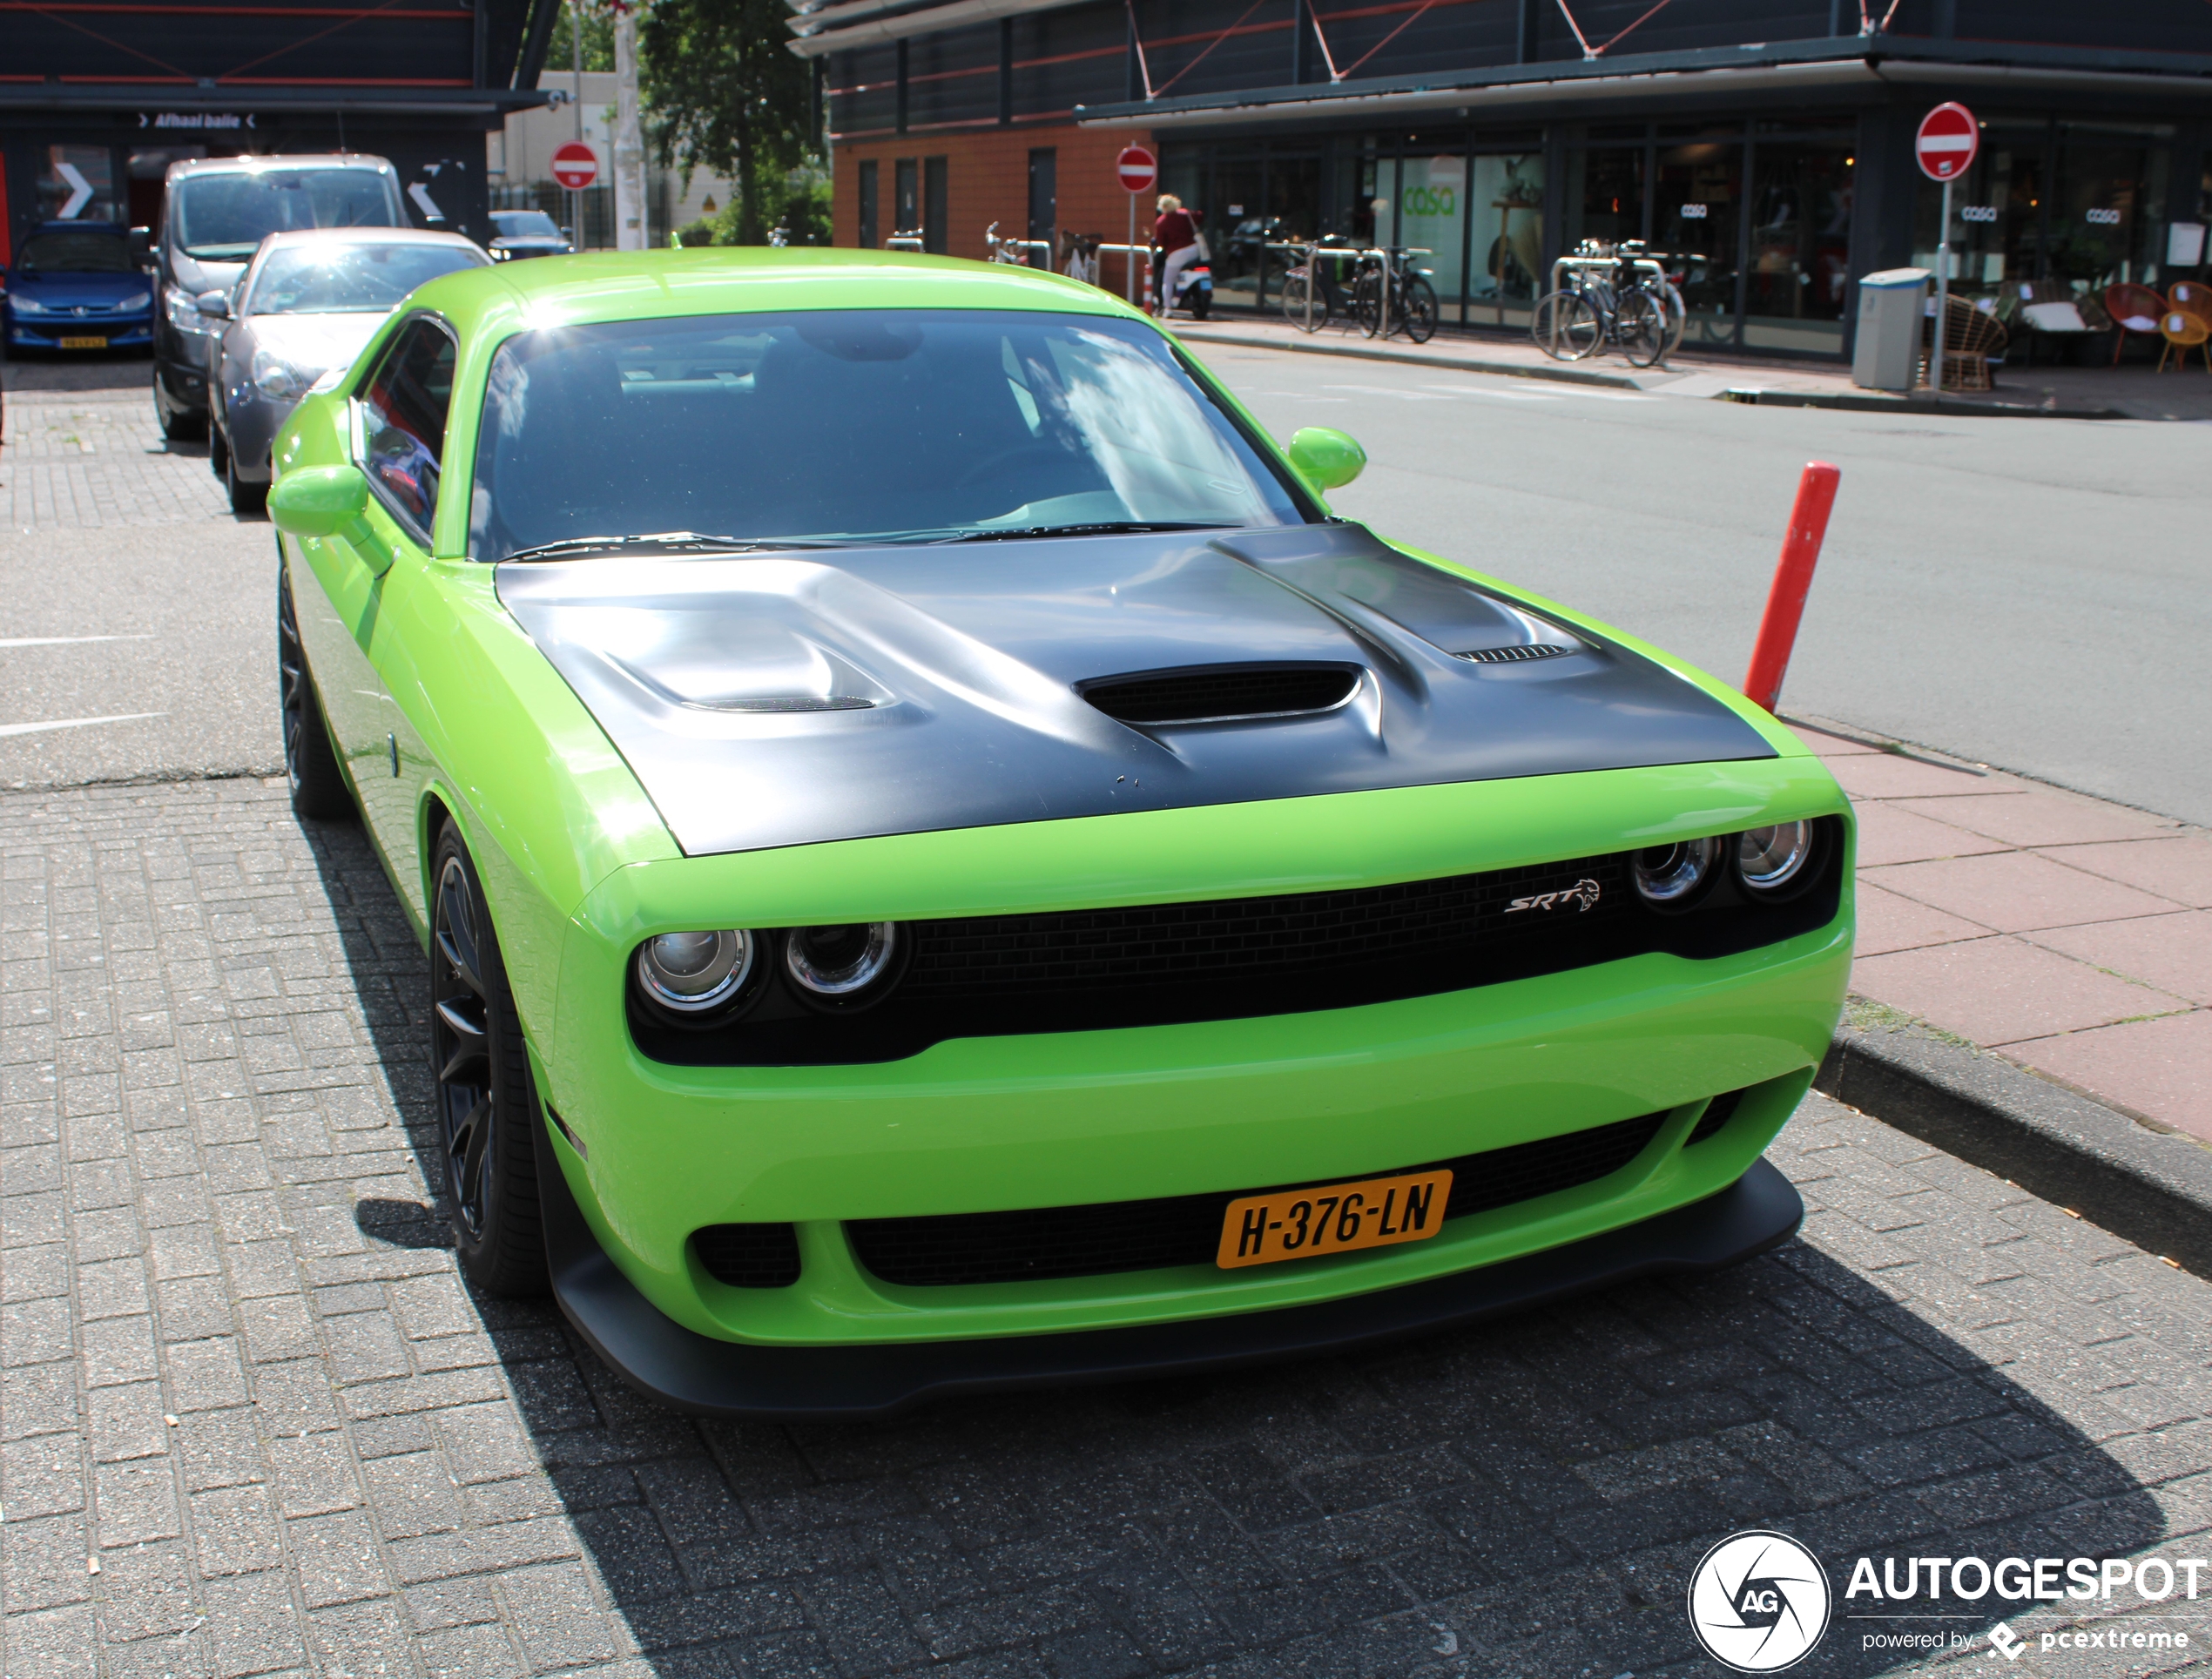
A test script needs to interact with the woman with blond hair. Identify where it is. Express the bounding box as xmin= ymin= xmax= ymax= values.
xmin=1152 ymin=192 xmax=1200 ymax=316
